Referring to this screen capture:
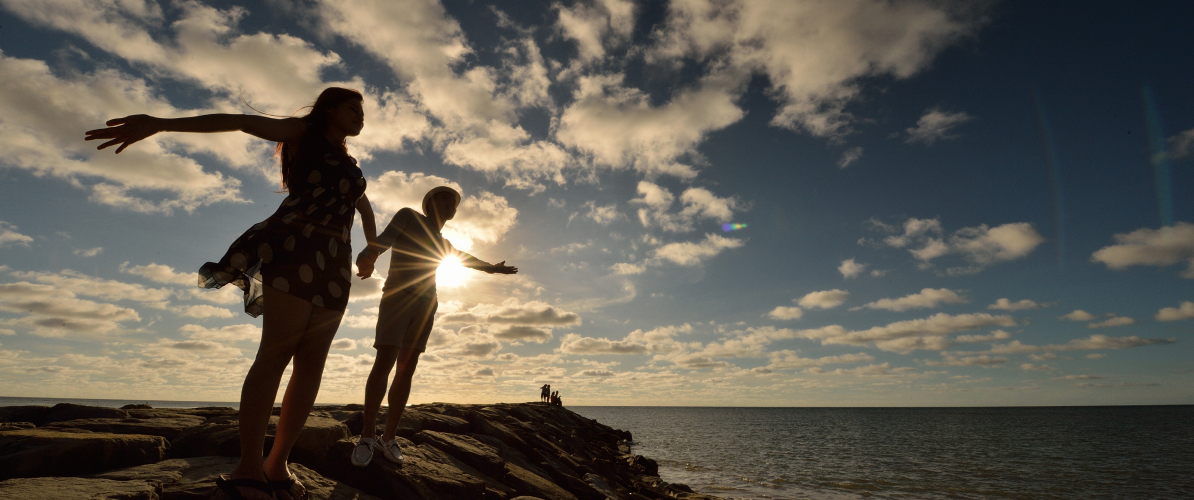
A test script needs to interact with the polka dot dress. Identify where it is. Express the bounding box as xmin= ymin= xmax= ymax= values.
xmin=199 ymin=130 xmax=366 ymax=317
